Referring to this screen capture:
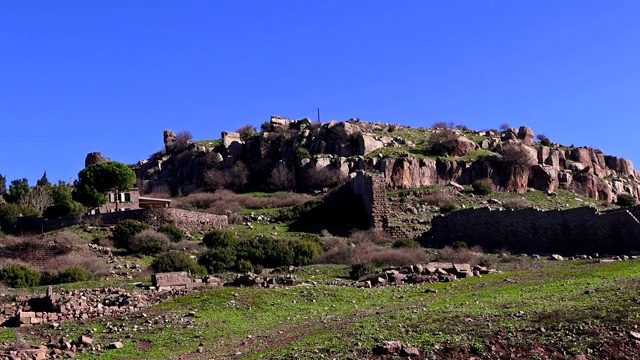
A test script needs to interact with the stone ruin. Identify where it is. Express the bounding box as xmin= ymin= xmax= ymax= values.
xmin=352 ymin=262 xmax=498 ymax=288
